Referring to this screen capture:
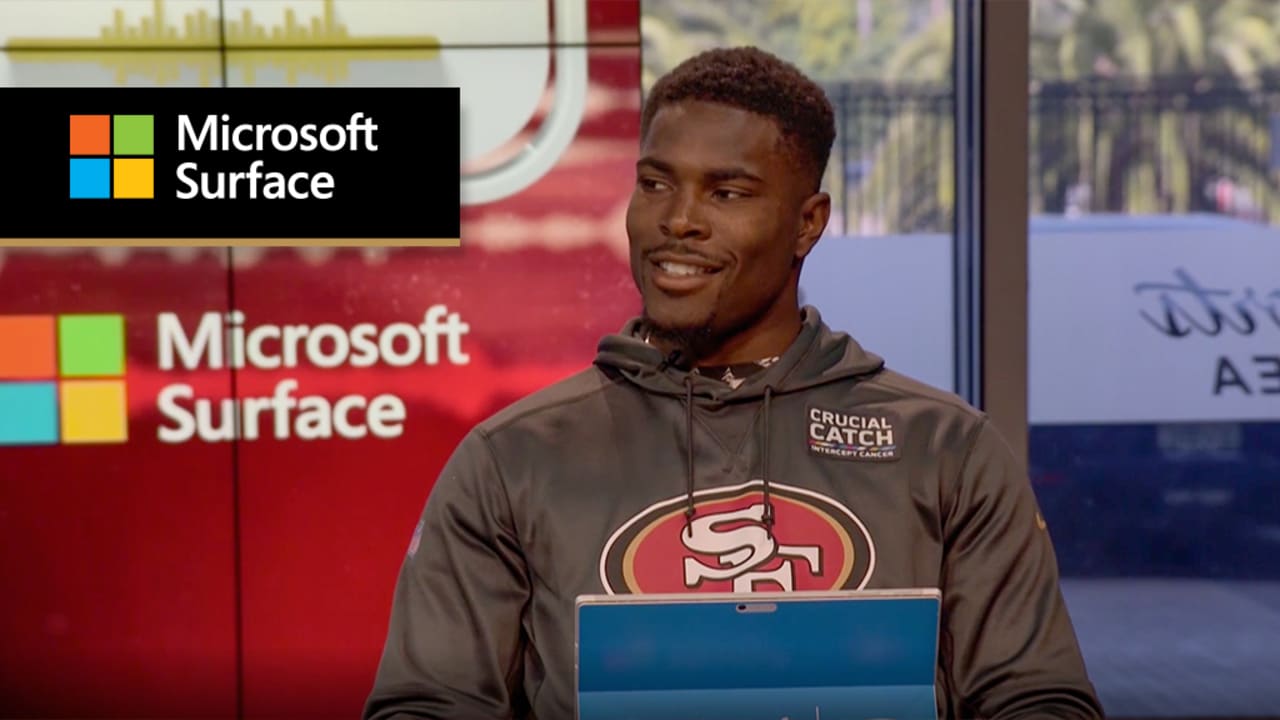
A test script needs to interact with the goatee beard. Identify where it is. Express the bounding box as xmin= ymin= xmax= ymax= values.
xmin=640 ymin=312 xmax=718 ymax=366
